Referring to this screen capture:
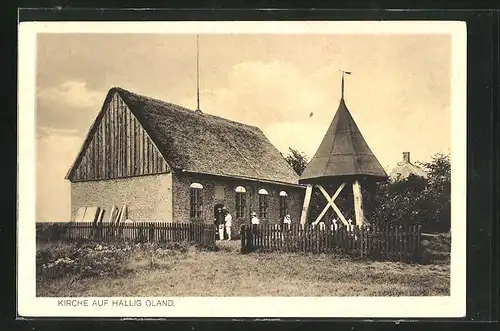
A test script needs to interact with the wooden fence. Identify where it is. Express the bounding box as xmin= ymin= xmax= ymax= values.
xmin=240 ymin=223 xmax=422 ymax=262
xmin=36 ymin=222 xmax=216 ymax=249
